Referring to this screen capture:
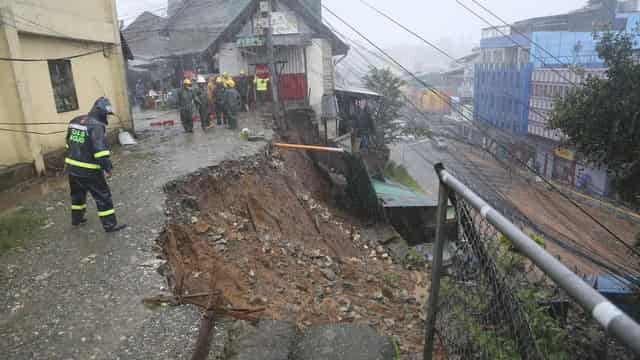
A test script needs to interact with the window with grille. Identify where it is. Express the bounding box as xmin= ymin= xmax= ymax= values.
xmin=48 ymin=60 xmax=79 ymax=113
